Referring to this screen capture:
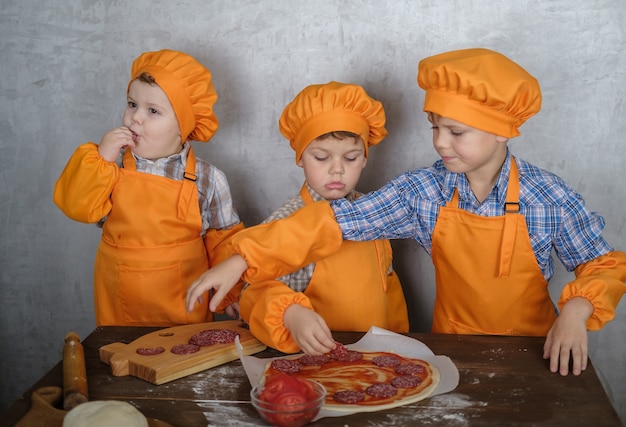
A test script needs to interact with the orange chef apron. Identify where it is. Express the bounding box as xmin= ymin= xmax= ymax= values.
xmin=299 ymin=186 xmax=409 ymax=332
xmin=431 ymin=158 xmax=556 ymax=335
xmin=94 ymin=147 xmax=211 ymax=326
